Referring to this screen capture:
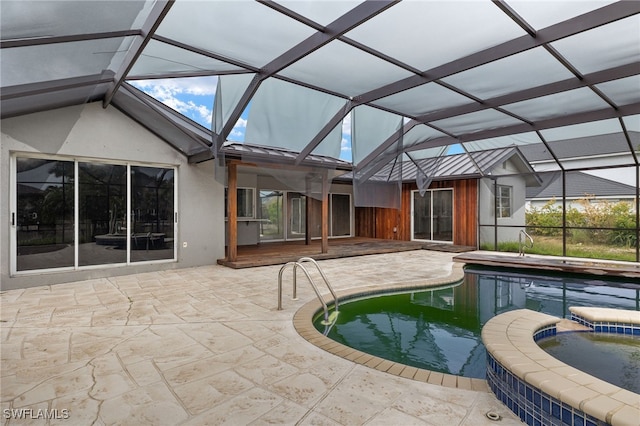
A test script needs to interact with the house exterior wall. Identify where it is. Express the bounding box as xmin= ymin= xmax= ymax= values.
xmin=479 ymin=159 xmax=528 ymax=248
xmin=355 ymin=179 xmax=478 ymax=247
xmin=1 ymin=103 xmax=224 ymax=290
